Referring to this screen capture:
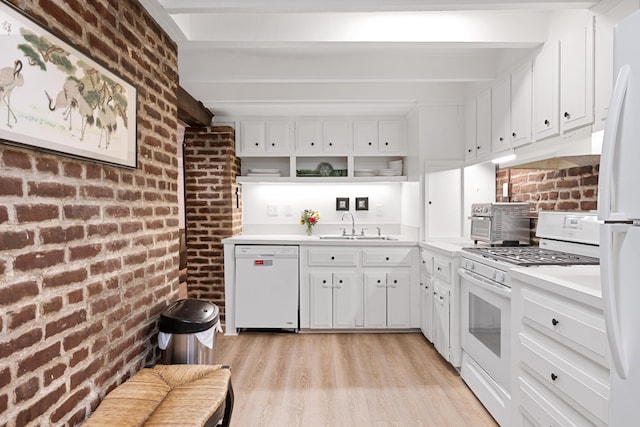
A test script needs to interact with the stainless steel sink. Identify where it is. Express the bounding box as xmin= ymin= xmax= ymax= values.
xmin=318 ymin=235 xmax=396 ymax=241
